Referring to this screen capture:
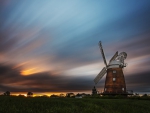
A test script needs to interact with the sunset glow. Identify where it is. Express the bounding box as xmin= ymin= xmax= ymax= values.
xmin=21 ymin=68 xmax=39 ymax=76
